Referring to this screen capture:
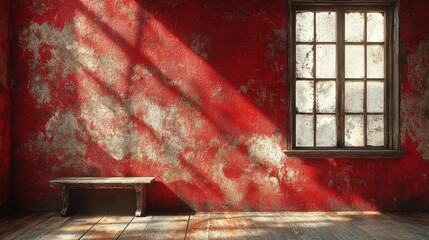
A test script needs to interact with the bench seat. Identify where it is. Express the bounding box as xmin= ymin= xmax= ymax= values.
xmin=50 ymin=177 xmax=155 ymax=217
